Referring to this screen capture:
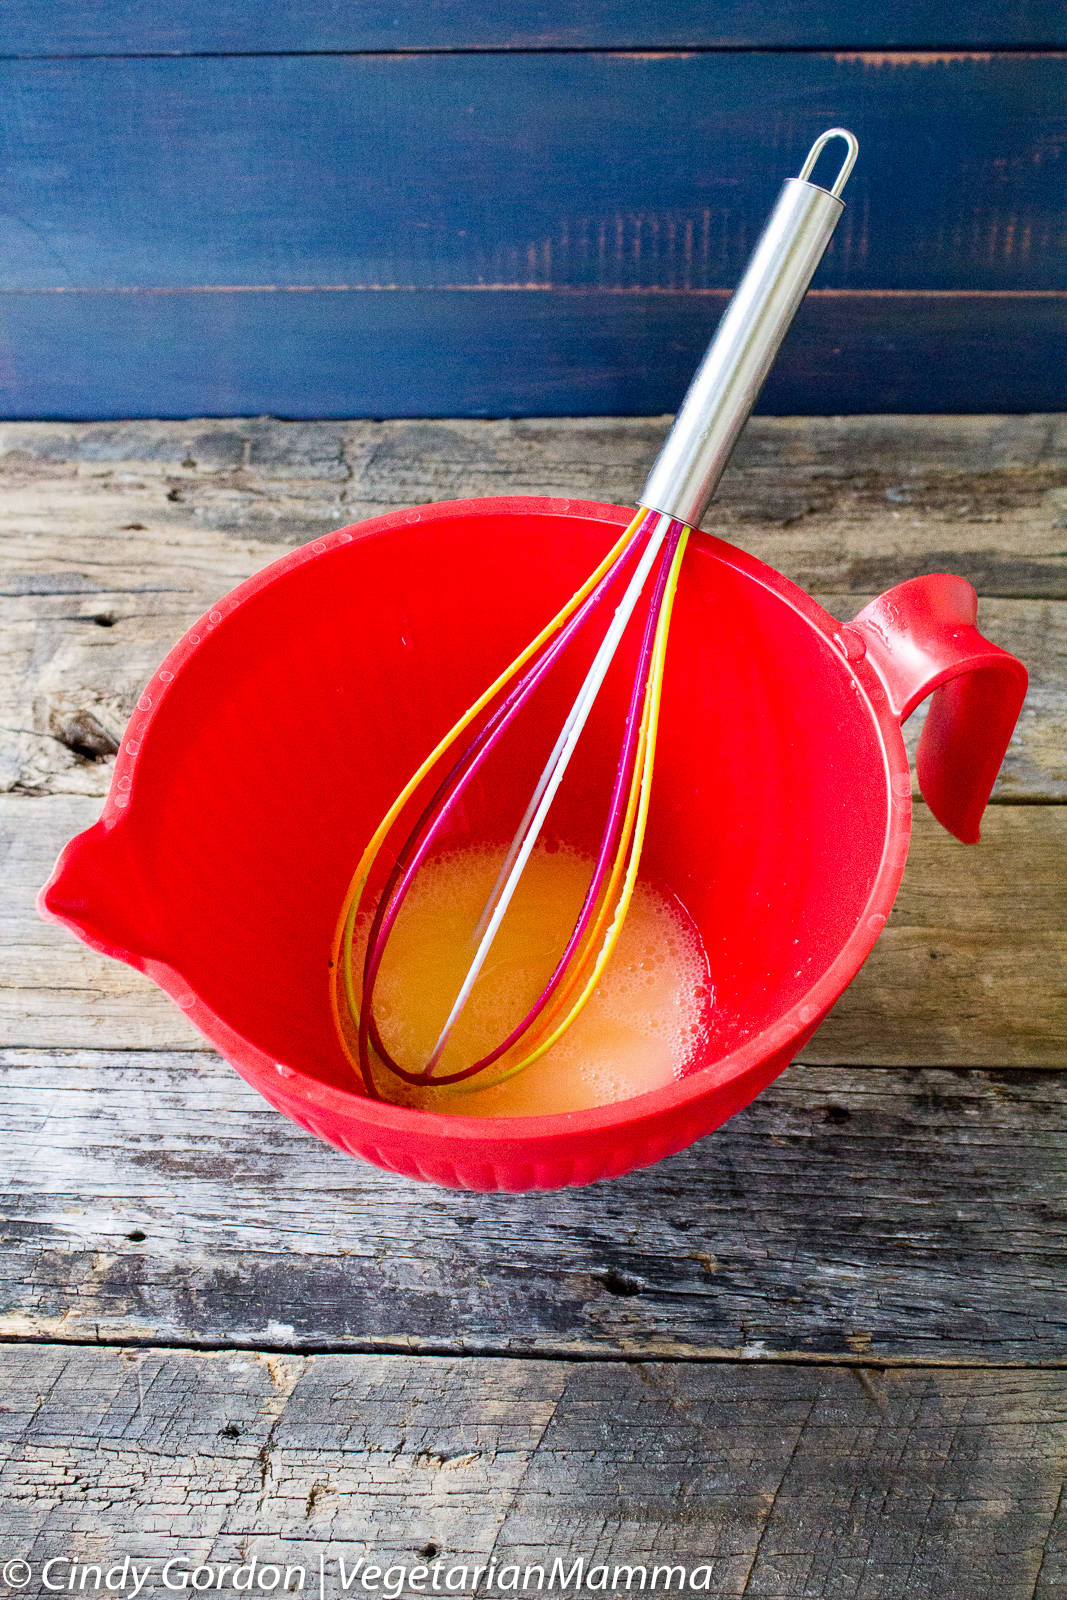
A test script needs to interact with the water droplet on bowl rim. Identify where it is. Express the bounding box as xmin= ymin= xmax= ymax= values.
xmin=834 ymin=626 xmax=867 ymax=663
